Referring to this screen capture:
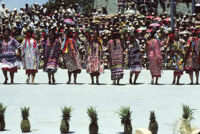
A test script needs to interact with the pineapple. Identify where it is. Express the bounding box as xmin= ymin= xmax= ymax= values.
xmin=179 ymin=105 xmax=195 ymax=134
xmin=148 ymin=111 xmax=158 ymax=134
xmin=87 ymin=106 xmax=99 ymax=134
xmin=20 ymin=107 xmax=31 ymax=133
xmin=0 ymin=103 xmax=6 ymax=131
xmin=60 ymin=106 xmax=72 ymax=134
xmin=117 ymin=106 xmax=132 ymax=134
